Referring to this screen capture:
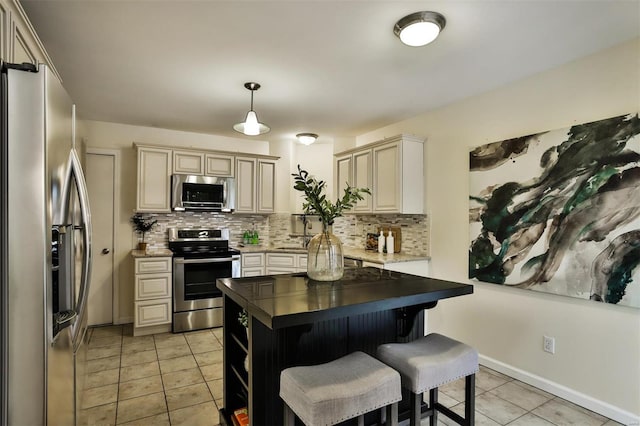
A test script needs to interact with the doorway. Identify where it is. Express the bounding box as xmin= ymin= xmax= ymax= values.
xmin=85 ymin=148 xmax=119 ymax=326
